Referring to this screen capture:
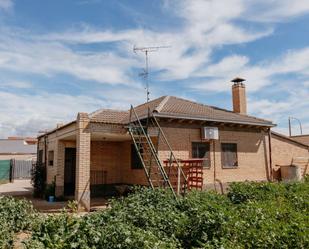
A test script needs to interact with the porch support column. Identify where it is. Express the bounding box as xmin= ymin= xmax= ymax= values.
xmin=75 ymin=112 xmax=91 ymax=212
xmin=55 ymin=140 xmax=65 ymax=197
